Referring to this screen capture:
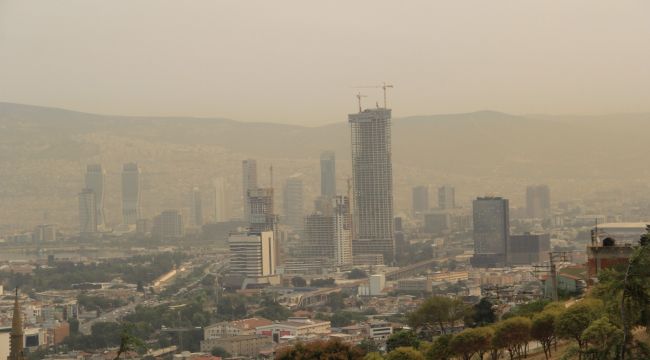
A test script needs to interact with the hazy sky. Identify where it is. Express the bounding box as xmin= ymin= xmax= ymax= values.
xmin=1 ymin=1 xmax=649 ymax=125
